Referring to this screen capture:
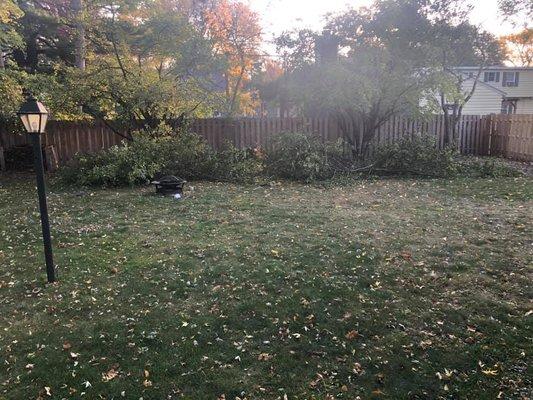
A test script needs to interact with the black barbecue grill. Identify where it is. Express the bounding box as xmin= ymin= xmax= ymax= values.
xmin=152 ymin=175 xmax=186 ymax=195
